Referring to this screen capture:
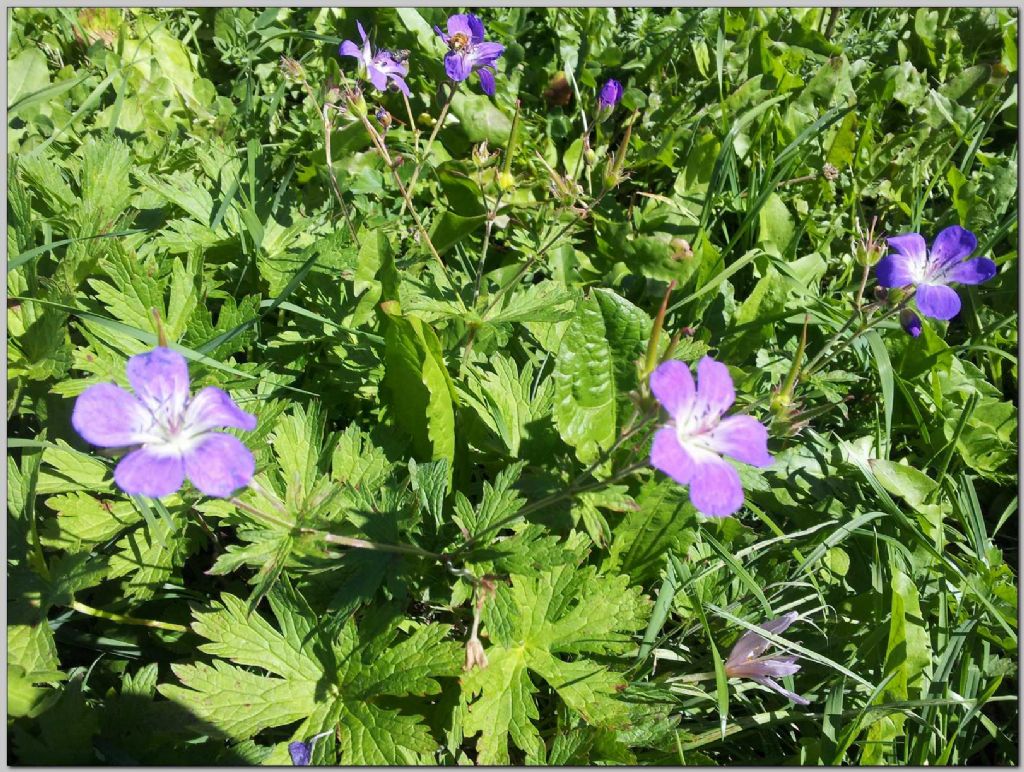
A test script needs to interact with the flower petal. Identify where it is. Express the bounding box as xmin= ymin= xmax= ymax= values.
xmin=472 ymin=41 xmax=505 ymax=66
xmin=114 ymin=448 xmax=185 ymax=498
xmin=650 ymin=360 xmax=695 ymax=416
xmin=184 ymin=433 xmax=255 ymax=498
xmin=366 ymin=63 xmax=388 ymax=92
xmin=126 ymin=347 xmax=191 ymax=422
xmin=650 ymin=427 xmax=695 ymax=485
xmin=72 ymin=383 xmax=155 ymax=447
xmin=874 ymin=253 xmax=916 ymax=288
xmin=758 ymin=611 xmax=799 ymax=637
xmin=707 ymin=415 xmax=773 ymax=467
xmin=184 ymin=387 xmax=257 ymax=434
xmin=752 ymin=676 xmax=810 ymax=706
xmin=446 ymin=13 xmax=474 ymax=38
xmin=338 ymin=40 xmax=362 ymax=59
xmin=433 ymin=24 xmax=448 ymax=43
xmin=390 ymin=74 xmax=411 ymax=97
xmin=695 ymin=356 xmax=735 ymax=418
xmin=687 ymin=452 xmax=744 ymax=517
xmin=466 ymin=13 xmax=486 ymax=43
xmin=929 ymin=225 xmax=977 ymax=270
xmin=444 ymin=51 xmax=472 ymax=81
xmin=945 ymin=257 xmax=997 ymax=286
xmin=477 ymin=66 xmax=496 ymax=96
xmin=915 ymin=283 xmax=961 ymax=320
xmin=356 ymin=20 xmax=368 ymax=45
xmin=747 ymin=656 xmax=801 ymax=678
xmin=886 ymin=232 xmax=927 ymax=262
